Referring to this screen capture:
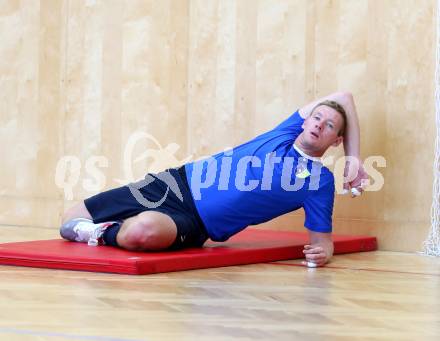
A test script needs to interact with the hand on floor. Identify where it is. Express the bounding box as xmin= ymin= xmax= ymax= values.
xmin=301 ymin=244 xmax=332 ymax=267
